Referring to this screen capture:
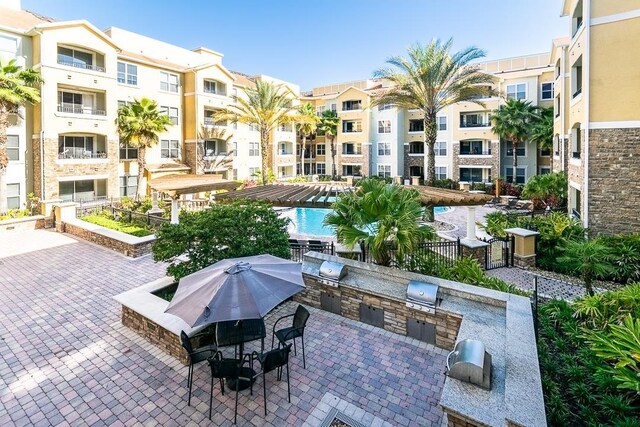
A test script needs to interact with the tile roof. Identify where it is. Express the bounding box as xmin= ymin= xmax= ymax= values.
xmin=0 ymin=6 xmax=54 ymax=31
xmin=118 ymin=50 xmax=188 ymax=72
xmin=230 ymin=70 xmax=255 ymax=87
